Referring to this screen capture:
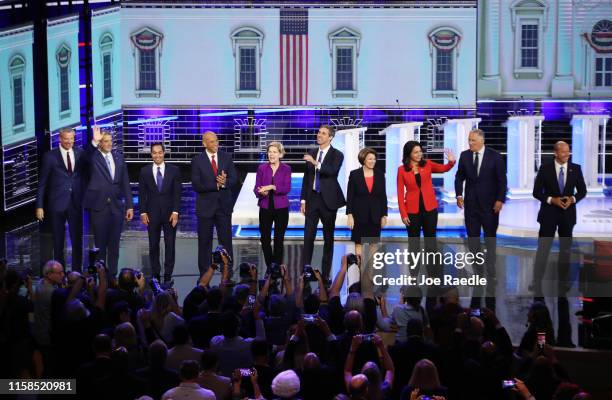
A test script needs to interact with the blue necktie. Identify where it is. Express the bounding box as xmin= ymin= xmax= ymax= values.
xmin=105 ymin=154 xmax=114 ymax=180
xmin=156 ymin=166 xmax=163 ymax=192
xmin=314 ymin=150 xmax=323 ymax=192
xmin=558 ymin=166 xmax=565 ymax=194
